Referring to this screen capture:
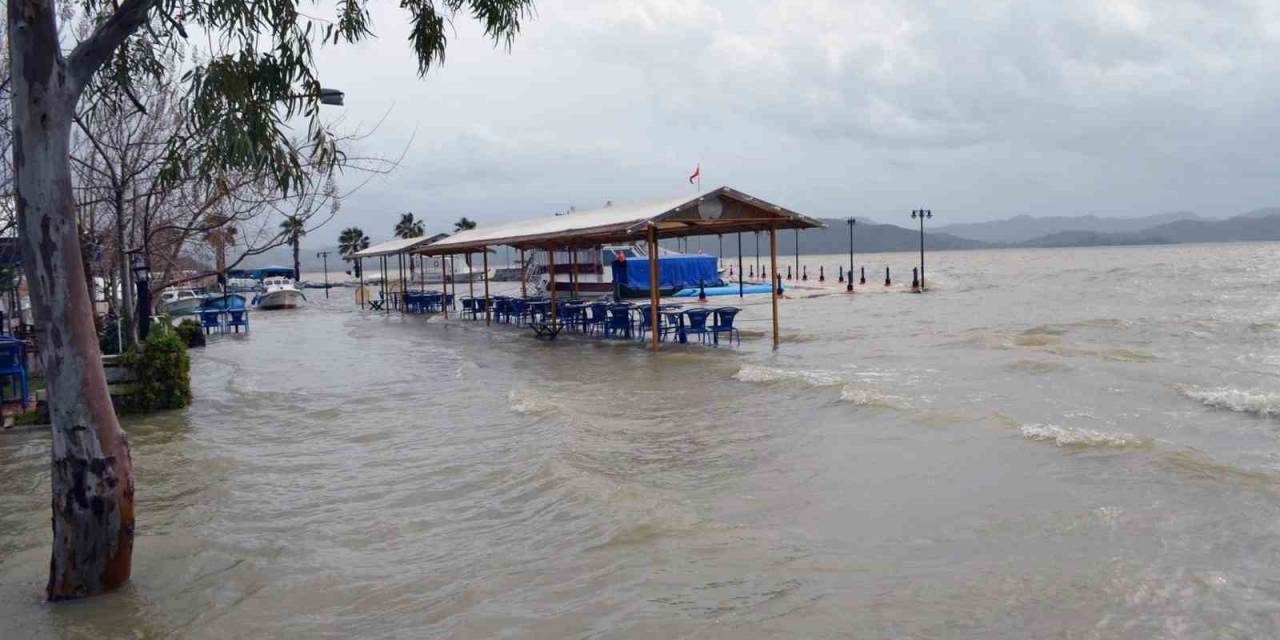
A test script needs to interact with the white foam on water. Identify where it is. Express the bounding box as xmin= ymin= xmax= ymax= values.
xmin=507 ymin=388 xmax=558 ymax=415
xmin=1020 ymin=423 xmax=1149 ymax=448
xmin=733 ymin=364 xmax=842 ymax=387
xmin=839 ymin=384 xmax=909 ymax=410
xmin=1179 ymin=386 xmax=1280 ymax=418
